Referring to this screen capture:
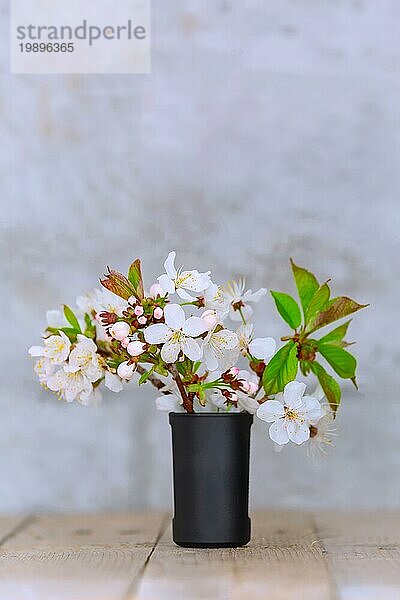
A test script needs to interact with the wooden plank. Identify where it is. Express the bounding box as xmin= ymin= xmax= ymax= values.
xmin=314 ymin=511 xmax=400 ymax=600
xmin=0 ymin=511 xmax=167 ymax=600
xmin=135 ymin=511 xmax=333 ymax=600
xmin=0 ymin=515 xmax=32 ymax=547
